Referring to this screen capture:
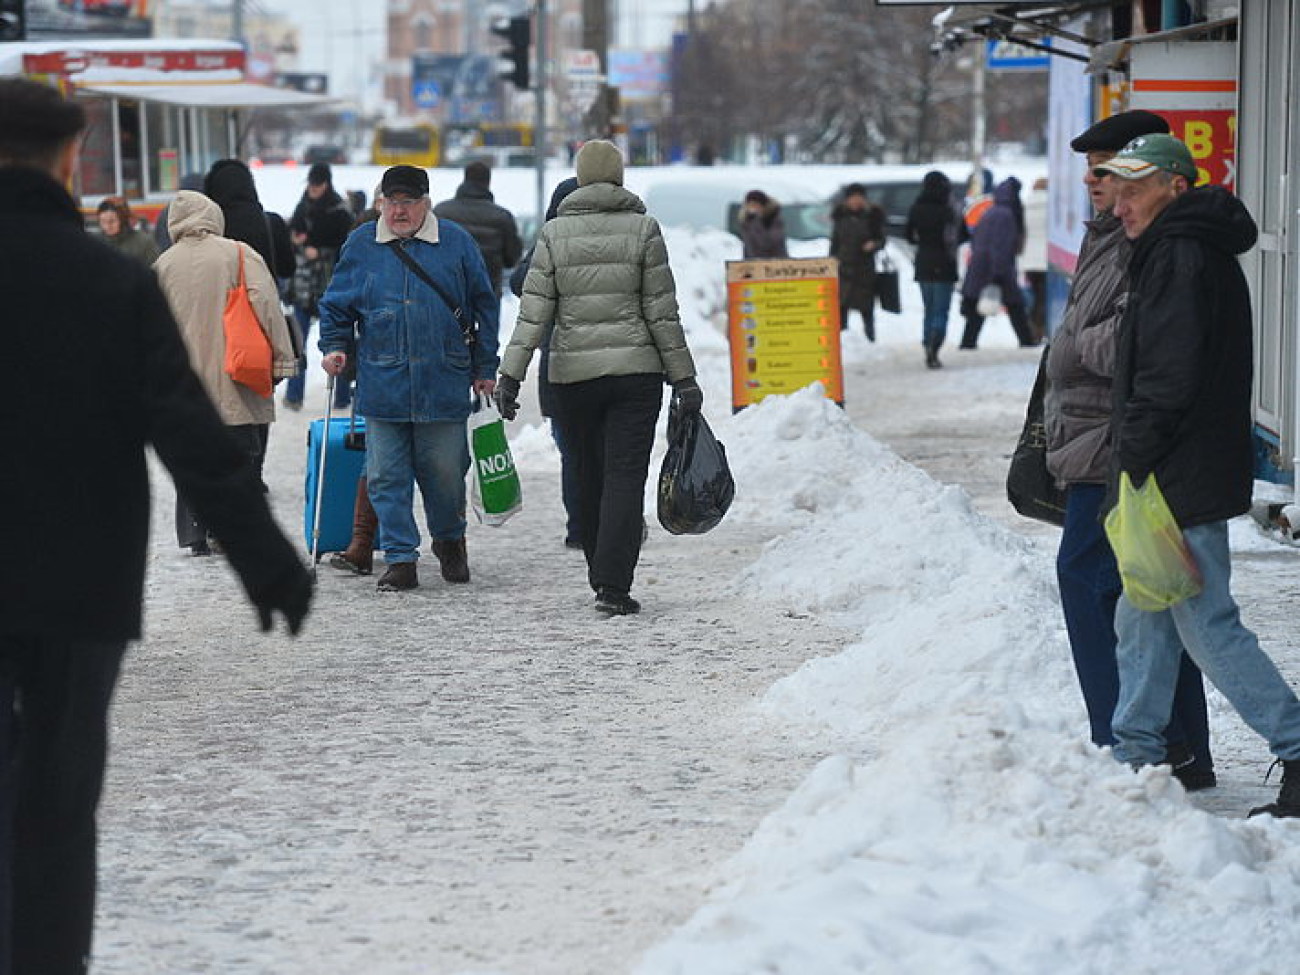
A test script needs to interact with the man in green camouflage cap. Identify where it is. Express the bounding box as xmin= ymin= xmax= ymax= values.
xmin=1098 ymin=132 xmax=1300 ymax=818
